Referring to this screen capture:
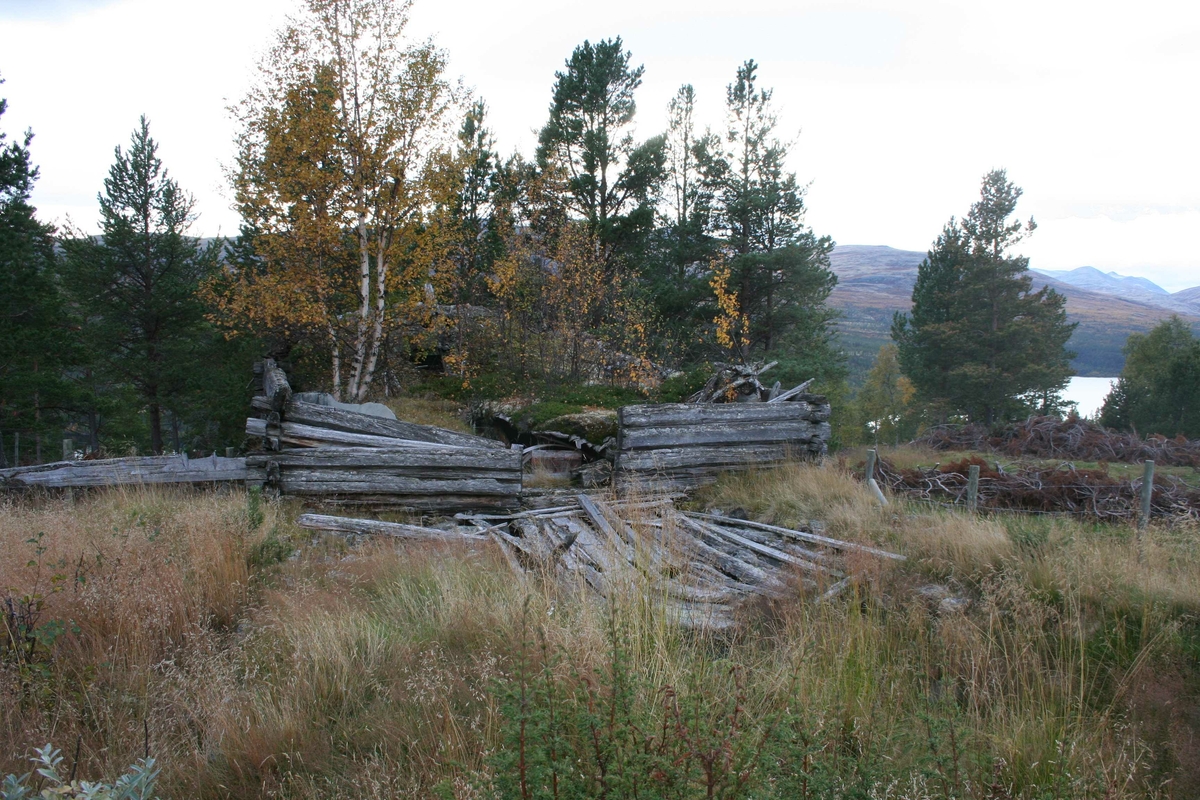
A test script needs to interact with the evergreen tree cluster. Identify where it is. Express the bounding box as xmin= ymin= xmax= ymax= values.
xmin=1100 ymin=316 xmax=1200 ymax=439
xmin=0 ymin=80 xmax=257 ymax=462
xmin=2 ymin=1 xmax=1103 ymax=461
